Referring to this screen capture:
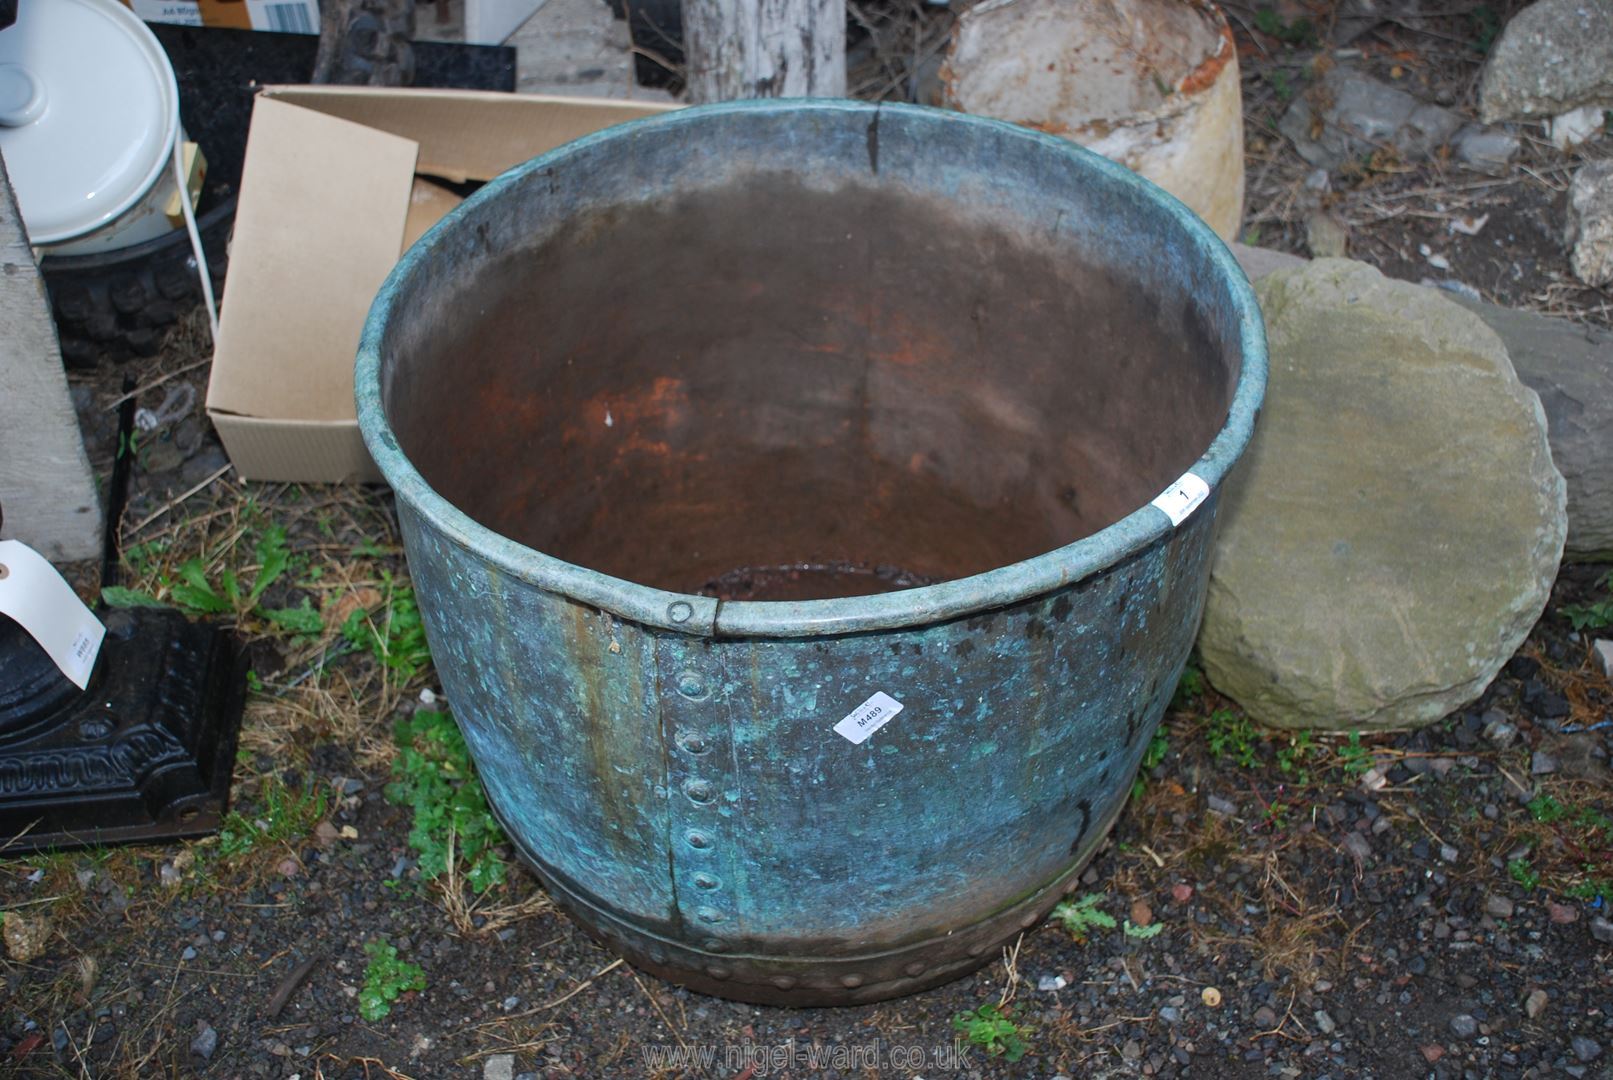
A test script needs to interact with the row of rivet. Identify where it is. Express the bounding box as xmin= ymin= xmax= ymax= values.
xmin=659 ymin=650 xmax=737 ymax=977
